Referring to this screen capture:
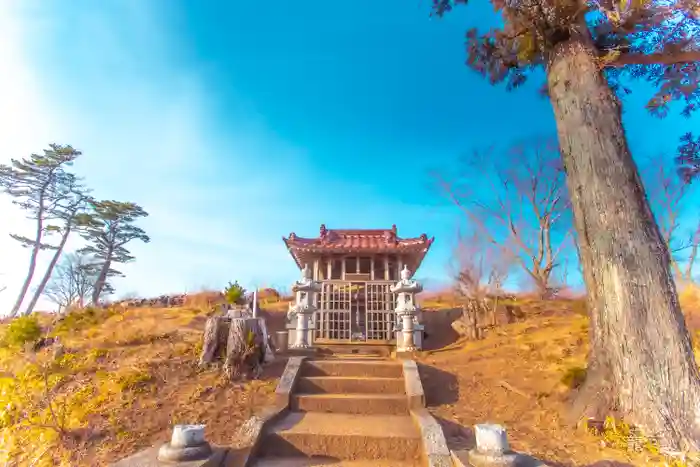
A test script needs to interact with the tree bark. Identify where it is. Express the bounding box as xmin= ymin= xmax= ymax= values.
xmin=547 ymin=31 xmax=700 ymax=450
xmin=9 ymin=196 xmax=47 ymax=317
xmin=459 ymin=301 xmax=483 ymax=341
xmin=91 ymin=256 xmax=112 ymax=306
xmin=24 ymin=226 xmax=72 ymax=315
xmin=199 ymin=315 xmax=223 ymax=366
xmin=224 ymin=318 xmax=264 ymax=381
